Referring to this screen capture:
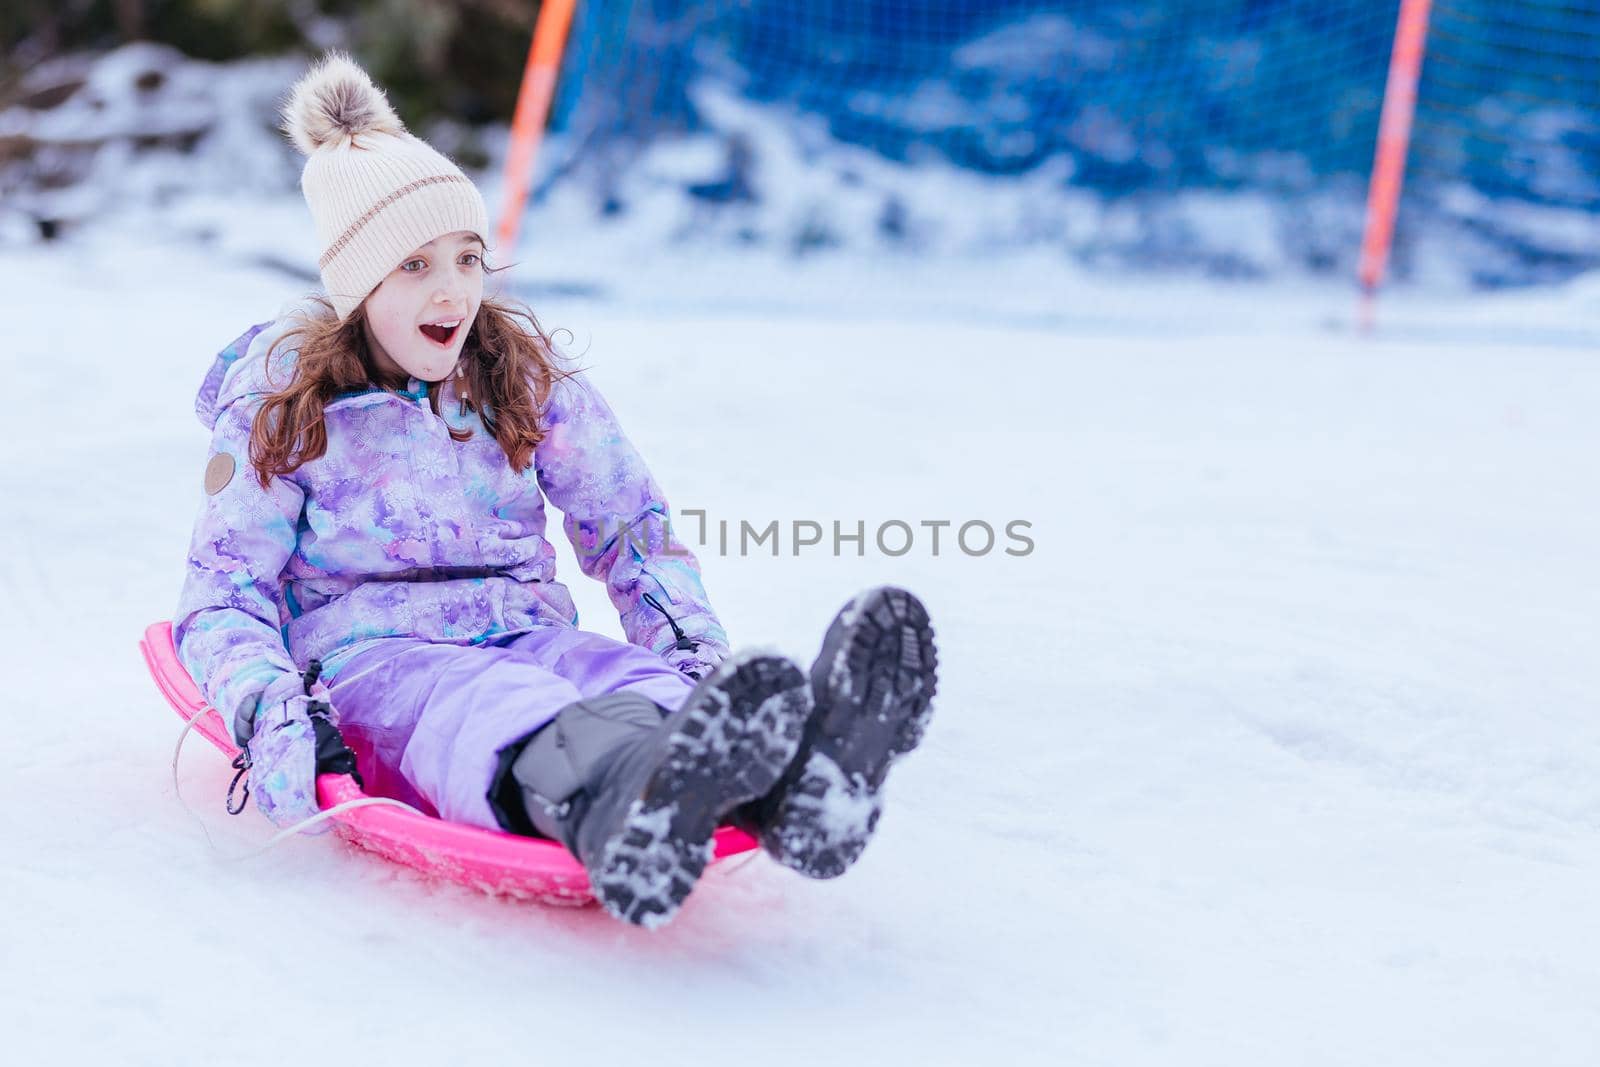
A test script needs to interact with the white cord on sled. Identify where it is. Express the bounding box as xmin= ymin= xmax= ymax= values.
xmin=171 ymin=706 xmax=424 ymax=861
